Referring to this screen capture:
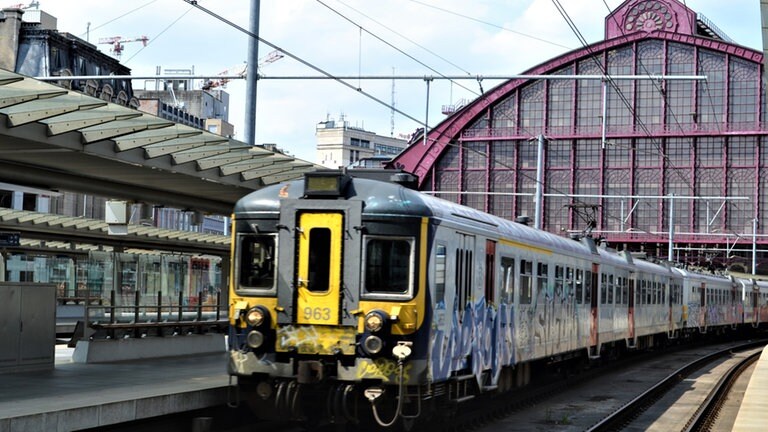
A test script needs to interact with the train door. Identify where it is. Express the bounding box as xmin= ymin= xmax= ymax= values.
xmin=700 ymin=282 xmax=706 ymax=332
xmin=628 ymin=274 xmax=635 ymax=346
xmin=456 ymin=233 xmax=475 ymax=320
xmin=730 ymin=284 xmax=738 ymax=327
xmin=753 ymin=288 xmax=759 ymax=326
xmin=739 ymin=279 xmax=749 ymax=325
xmin=295 ymin=212 xmax=342 ymax=325
xmin=589 ymin=263 xmax=599 ymax=358
xmin=484 ymin=240 xmax=496 ymax=305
